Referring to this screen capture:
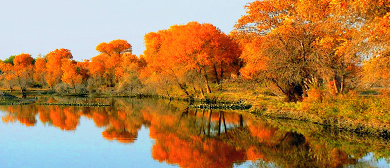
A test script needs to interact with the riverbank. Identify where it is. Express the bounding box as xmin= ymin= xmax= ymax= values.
xmin=195 ymin=83 xmax=390 ymax=138
xmin=251 ymin=108 xmax=390 ymax=138
xmin=247 ymin=95 xmax=390 ymax=138
xmin=1 ymin=88 xmax=389 ymax=138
